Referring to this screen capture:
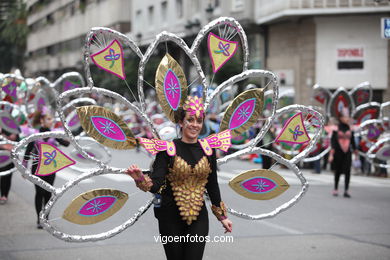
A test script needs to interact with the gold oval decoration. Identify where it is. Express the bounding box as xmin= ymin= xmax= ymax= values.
xmin=77 ymin=105 xmax=136 ymax=149
xmin=229 ymin=169 xmax=289 ymax=200
xmin=155 ymin=54 xmax=188 ymax=122
xmin=62 ymin=188 xmax=128 ymax=225
xmin=220 ymin=88 xmax=264 ymax=137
